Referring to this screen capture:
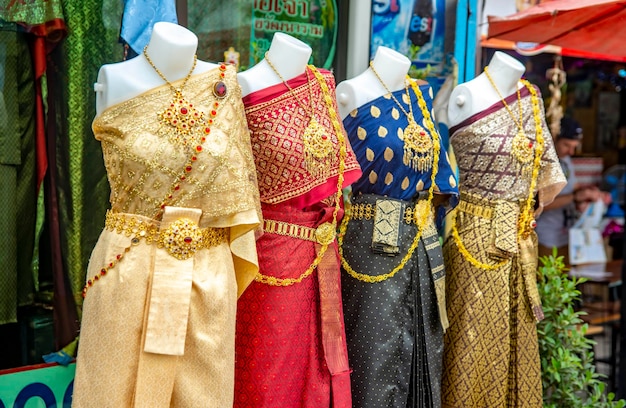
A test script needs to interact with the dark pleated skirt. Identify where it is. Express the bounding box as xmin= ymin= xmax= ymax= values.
xmin=341 ymin=193 xmax=444 ymax=408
